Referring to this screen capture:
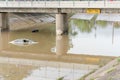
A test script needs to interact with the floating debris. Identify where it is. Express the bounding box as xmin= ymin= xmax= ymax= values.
xmin=32 ymin=29 xmax=39 ymax=33
xmin=9 ymin=38 xmax=38 ymax=46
